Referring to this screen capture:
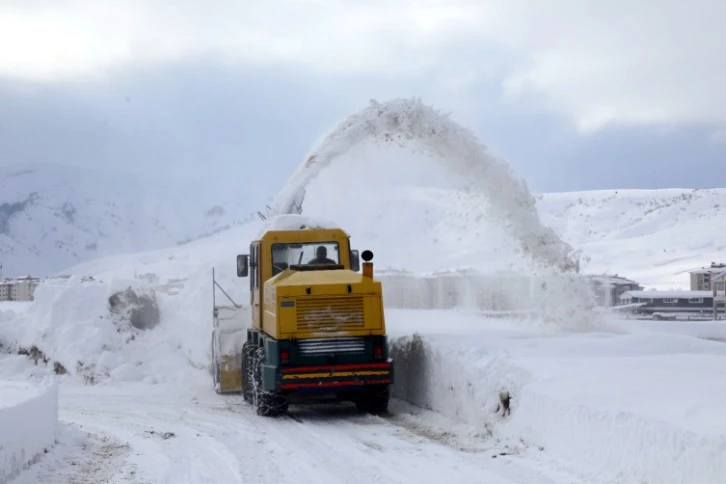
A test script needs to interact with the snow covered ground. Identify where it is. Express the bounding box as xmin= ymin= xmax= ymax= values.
xmin=1 ymin=98 xmax=725 ymax=483
xmin=3 ymin=303 xmax=724 ymax=483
